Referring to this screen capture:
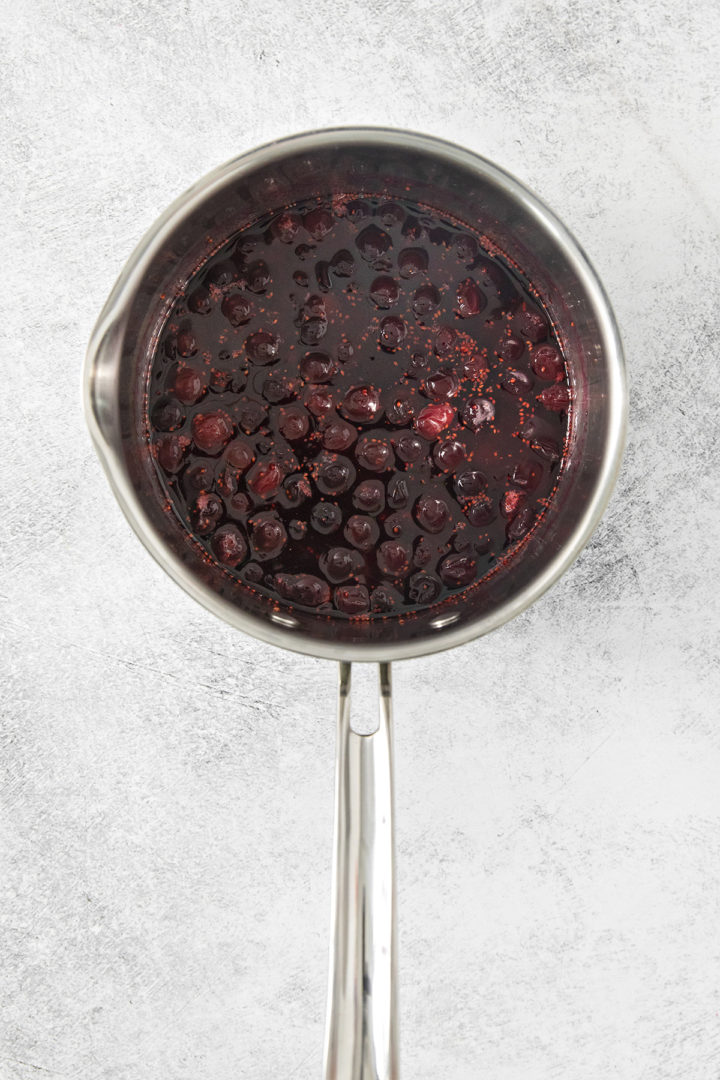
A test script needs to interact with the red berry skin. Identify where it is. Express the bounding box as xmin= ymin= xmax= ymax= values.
xmin=438 ymin=553 xmax=477 ymax=588
xmin=507 ymin=506 xmax=536 ymax=542
xmin=501 ymin=490 xmax=526 ymax=520
xmin=275 ymin=573 xmax=331 ymax=607
xmin=191 ymin=411 xmax=234 ymax=455
xmin=414 ymin=494 xmax=450 ymax=534
xmin=537 ymin=385 xmax=571 ymax=412
xmin=156 ymin=434 xmax=190 ymax=473
xmin=377 ymin=541 xmax=411 ymax=578
xmin=414 ymin=403 xmax=455 ymax=440
xmin=174 ymin=365 xmax=207 ymax=405
xmin=212 ymin=524 xmax=248 ymax=567
xmin=246 ymin=460 xmax=284 ymax=500
xmin=531 ymin=345 xmax=565 ymax=381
